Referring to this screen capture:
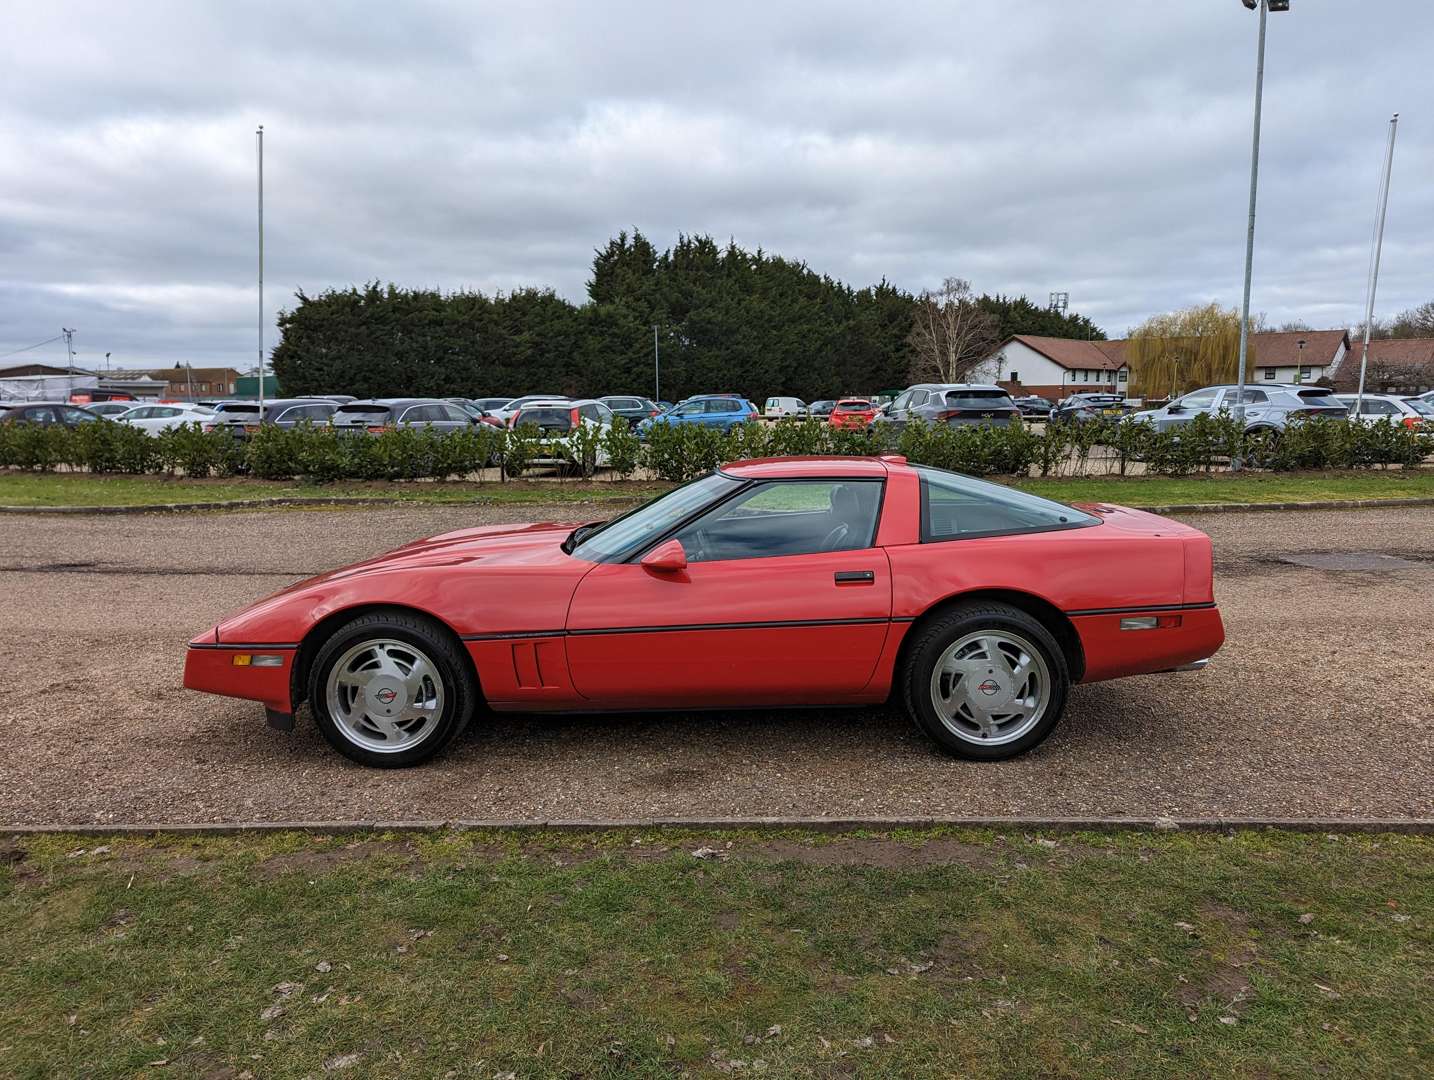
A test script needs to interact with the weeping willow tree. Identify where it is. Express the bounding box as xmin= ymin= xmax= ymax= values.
xmin=1125 ymin=303 xmax=1257 ymax=399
